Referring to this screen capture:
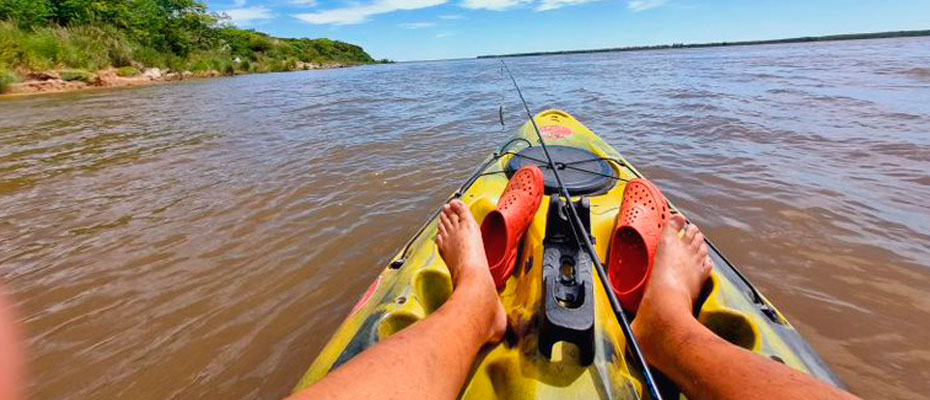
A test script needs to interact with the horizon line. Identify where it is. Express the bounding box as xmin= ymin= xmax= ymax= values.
xmin=472 ymin=29 xmax=930 ymax=60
